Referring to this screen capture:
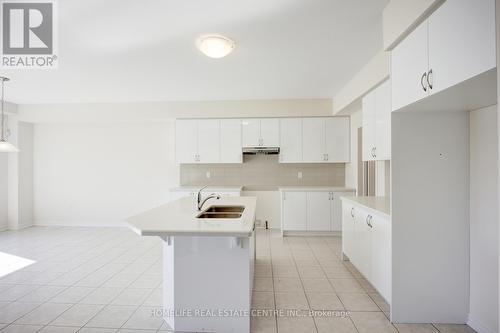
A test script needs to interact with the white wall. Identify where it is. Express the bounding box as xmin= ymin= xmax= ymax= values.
xmin=469 ymin=105 xmax=498 ymax=333
xmin=0 ymin=154 xmax=7 ymax=231
xmin=33 ymin=121 xmax=179 ymax=226
xmin=345 ymin=109 xmax=362 ymax=192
